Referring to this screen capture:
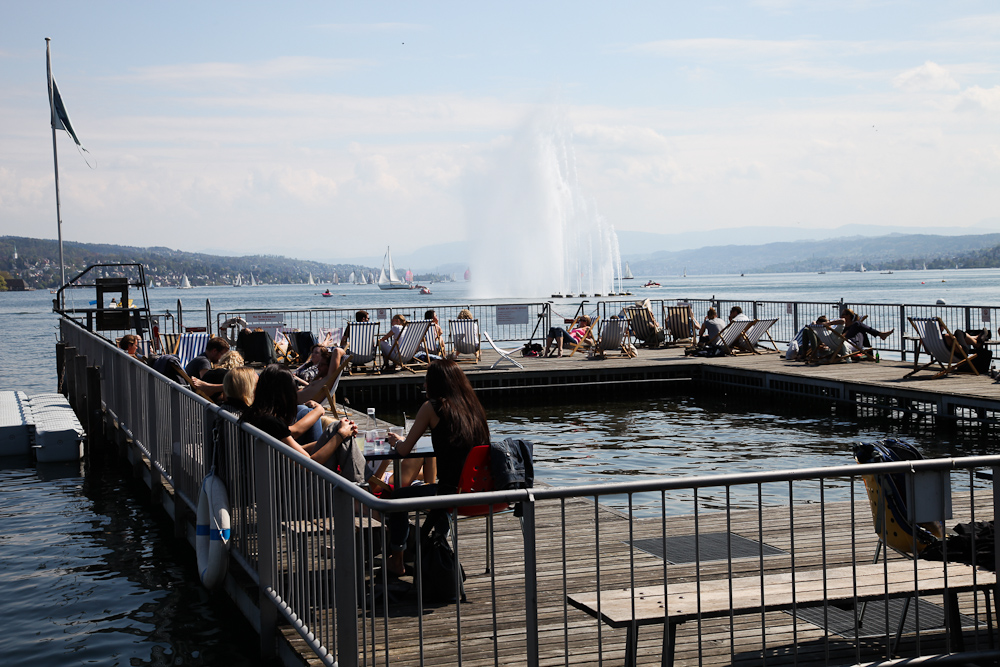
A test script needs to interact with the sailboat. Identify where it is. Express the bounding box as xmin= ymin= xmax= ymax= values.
xmin=682 ymin=268 xmax=687 ymax=278
xmin=178 ymin=275 xmax=192 ymax=289
xmin=369 ymin=272 xmax=376 ymax=284
xmin=859 ymin=263 xmax=866 ymax=273
xmin=358 ymin=272 xmax=367 ymax=285
xmin=623 ymin=262 xmax=634 ymax=280
xmin=249 ymin=273 xmax=258 ymax=286
xmin=148 ymin=278 xmax=155 ymax=290
xmin=307 ymin=272 xmax=315 ymax=285
xmin=378 ymin=247 xmax=414 ymax=290
xmin=233 ymin=274 xmax=243 ymax=287
xmin=347 ymin=271 xmax=356 ymax=283
xmin=333 ymin=272 xmax=339 ymax=285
